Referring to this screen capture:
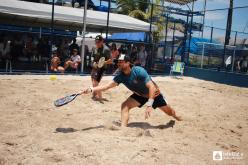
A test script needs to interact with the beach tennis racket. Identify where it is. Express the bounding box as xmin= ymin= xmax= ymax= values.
xmin=54 ymin=93 xmax=81 ymax=107
xmin=98 ymin=57 xmax=105 ymax=68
